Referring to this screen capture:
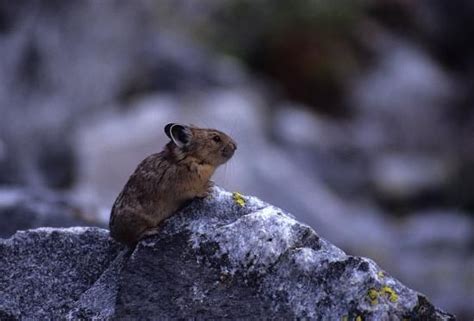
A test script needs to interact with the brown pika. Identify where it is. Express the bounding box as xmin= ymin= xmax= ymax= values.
xmin=109 ymin=123 xmax=237 ymax=246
